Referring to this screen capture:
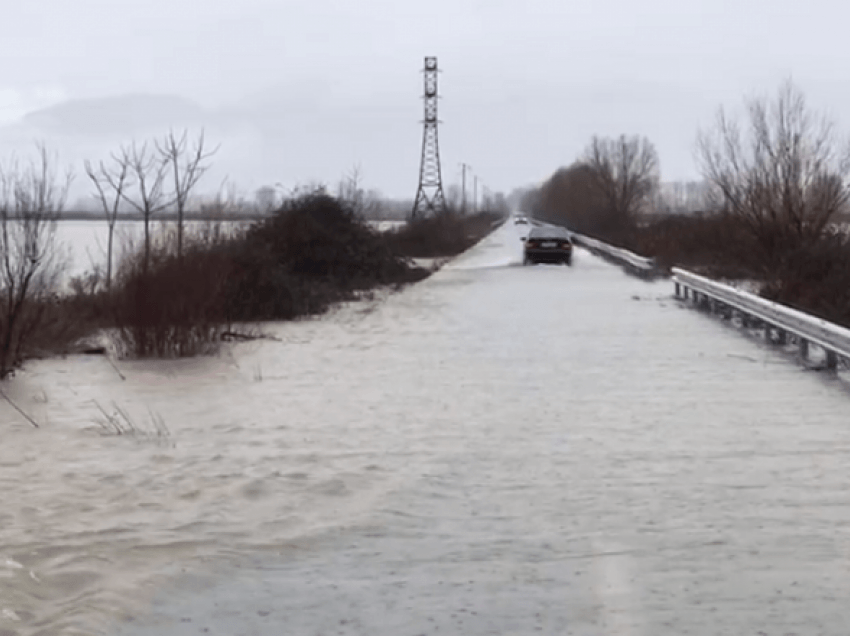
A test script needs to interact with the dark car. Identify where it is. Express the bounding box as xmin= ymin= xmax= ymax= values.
xmin=523 ymin=226 xmax=573 ymax=265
